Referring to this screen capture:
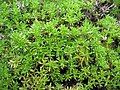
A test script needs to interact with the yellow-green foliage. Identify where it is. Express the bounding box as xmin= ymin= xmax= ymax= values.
xmin=0 ymin=0 xmax=120 ymax=90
